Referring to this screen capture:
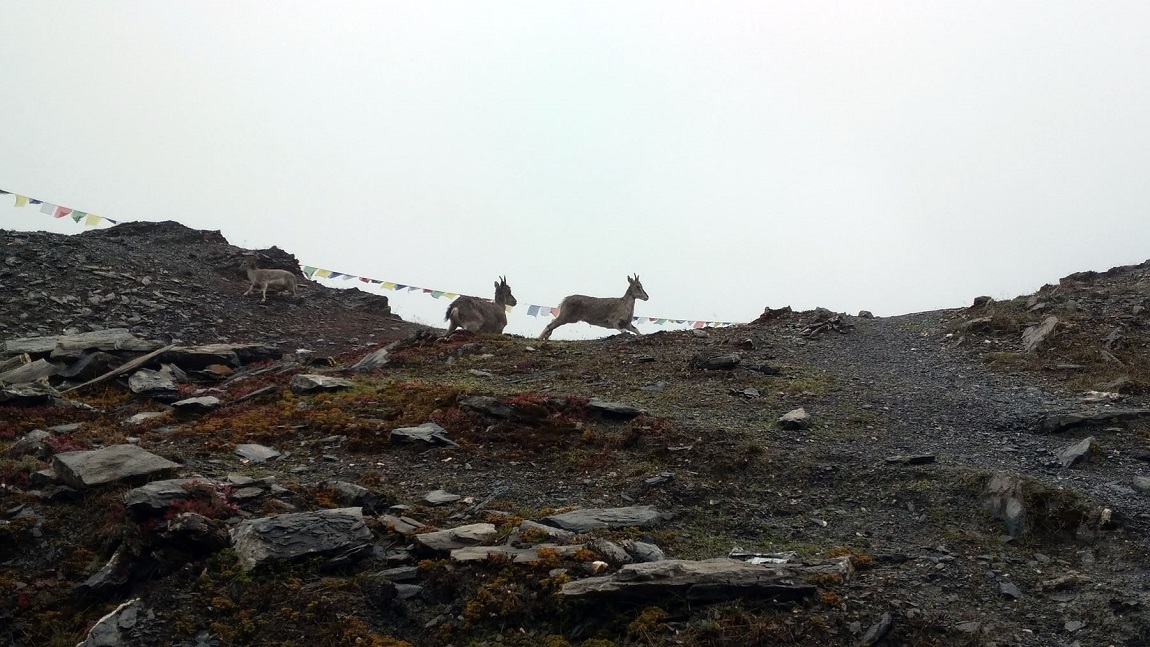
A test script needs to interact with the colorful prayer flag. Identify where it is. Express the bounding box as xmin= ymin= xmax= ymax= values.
xmin=14 ymin=195 xmax=28 ymax=207
xmin=53 ymin=207 xmax=72 ymax=219
xmin=314 ymin=269 xmax=332 ymax=278
xmin=302 ymin=266 xmax=318 ymax=279
xmin=40 ymin=203 xmax=56 ymax=215
xmin=431 ymin=291 xmax=445 ymax=299
xmin=550 ymin=307 xmax=560 ymax=317
xmin=71 ymin=211 xmax=86 ymax=223
xmin=382 ymin=282 xmax=397 ymax=290
xmin=527 ymin=305 xmax=541 ymax=317
xmin=84 ymin=214 xmax=101 ymax=227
